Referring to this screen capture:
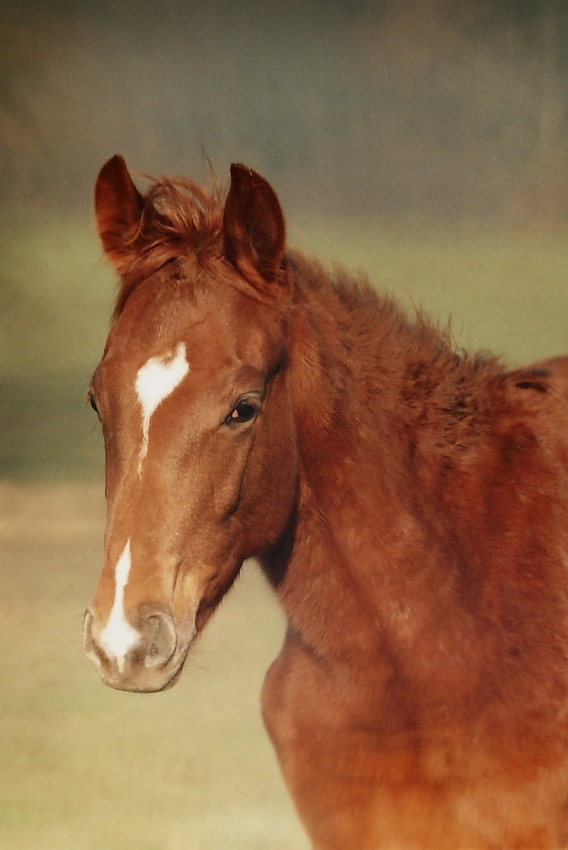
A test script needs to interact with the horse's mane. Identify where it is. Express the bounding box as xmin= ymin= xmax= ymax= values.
xmin=113 ymin=175 xmax=226 ymax=319
xmin=111 ymin=175 xmax=503 ymax=405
